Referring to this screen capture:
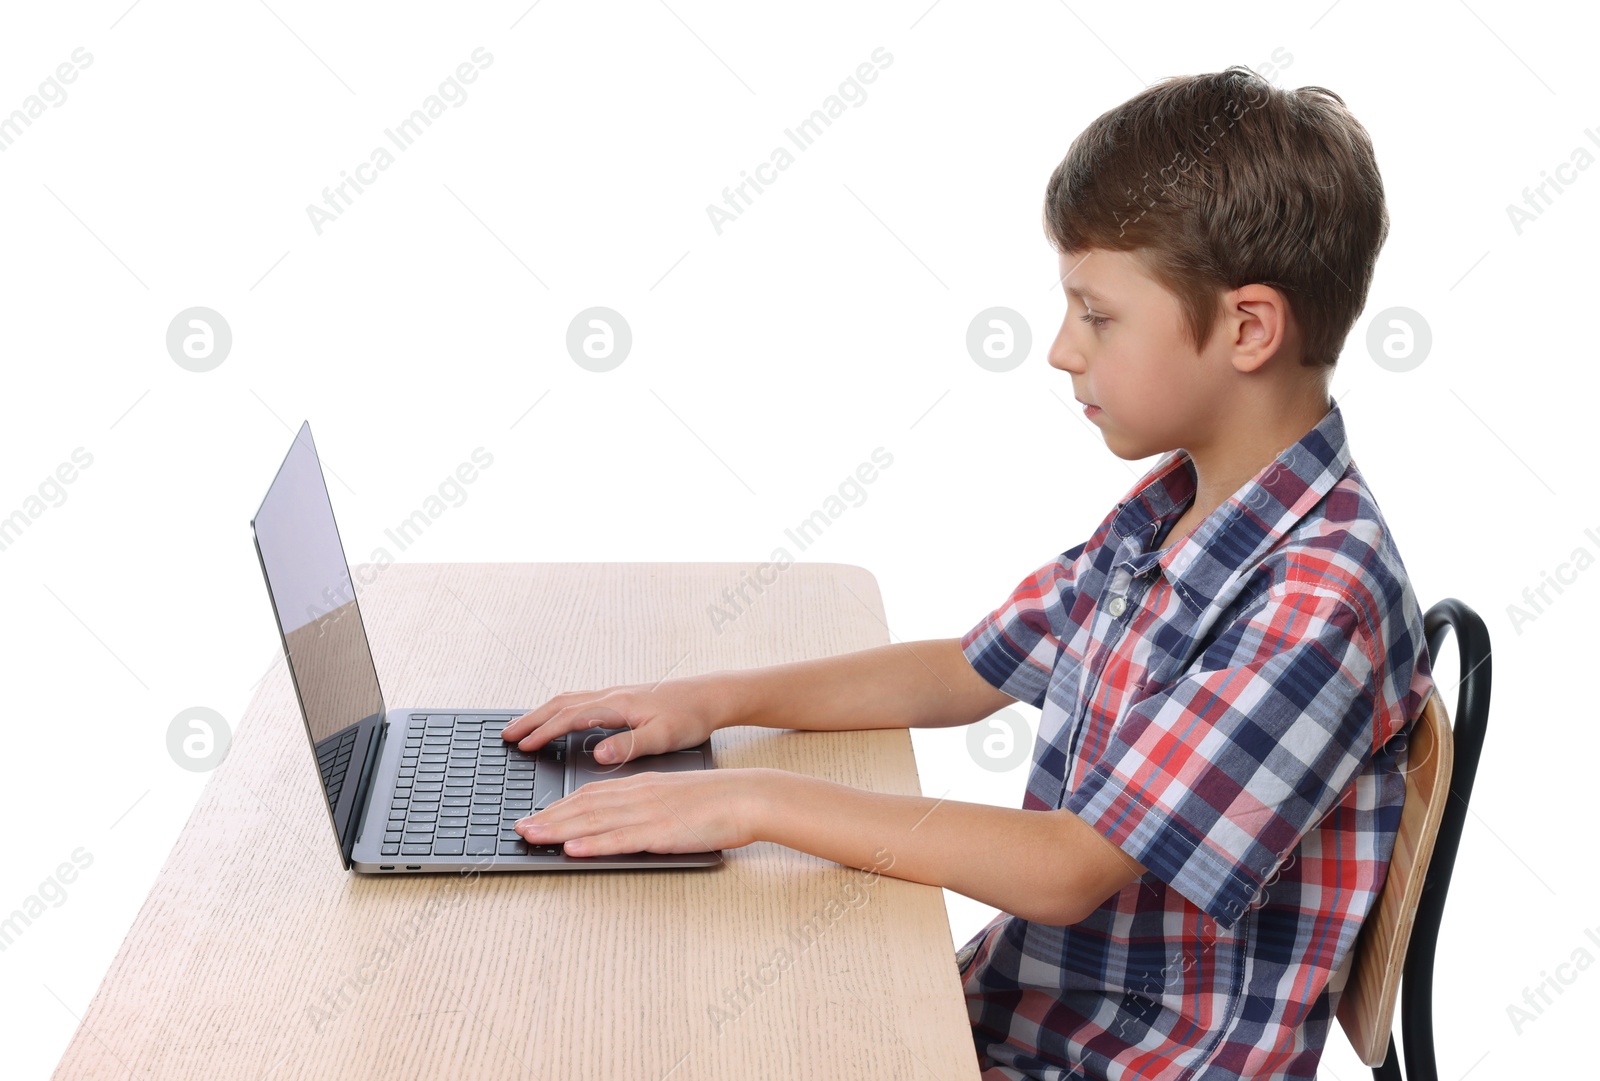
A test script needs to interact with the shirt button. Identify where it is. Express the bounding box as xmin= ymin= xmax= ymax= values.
xmin=1108 ymin=595 xmax=1127 ymax=617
